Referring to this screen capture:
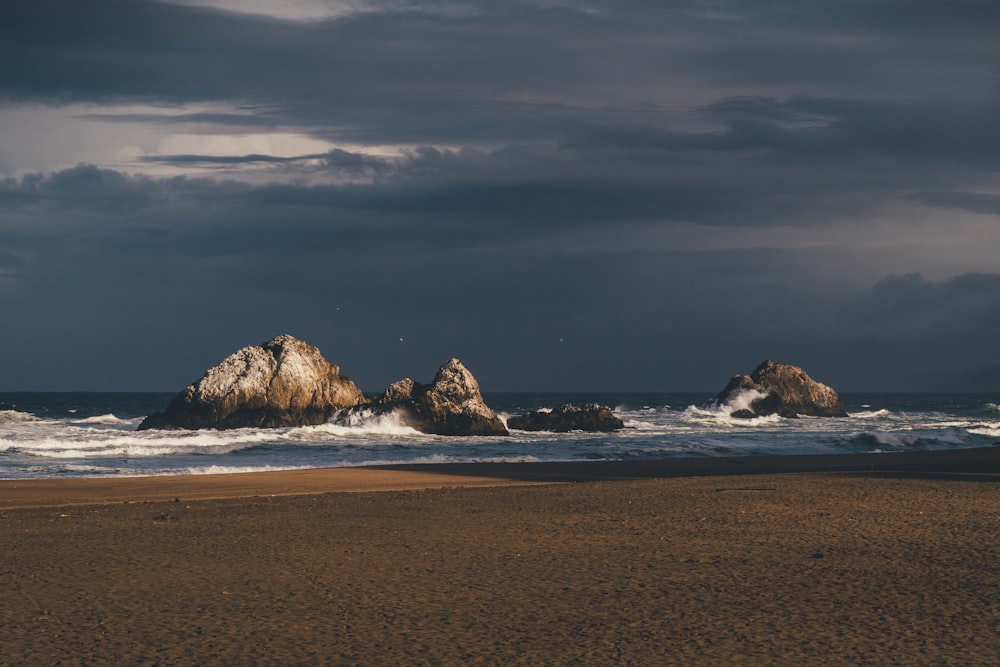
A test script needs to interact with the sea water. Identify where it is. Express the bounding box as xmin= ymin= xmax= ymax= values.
xmin=1 ymin=392 xmax=998 ymax=479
